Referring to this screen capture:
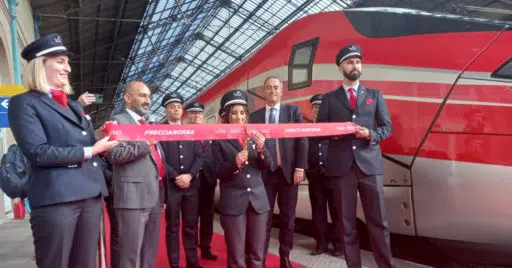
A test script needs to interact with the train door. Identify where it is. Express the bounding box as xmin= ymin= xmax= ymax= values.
xmin=413 ymin=31 xmax=512 ymax=245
